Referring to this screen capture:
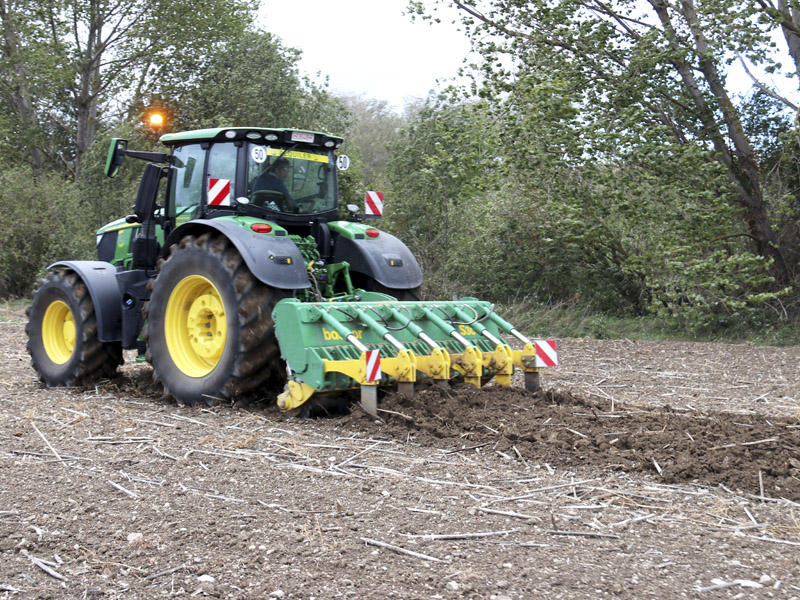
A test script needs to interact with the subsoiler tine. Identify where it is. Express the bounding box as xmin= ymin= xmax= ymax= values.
xmin=388 ymin=307 xmax=451 ymax=387
xmin=397 ymin=382 xmax=414 ymax=397
xmin=352 ymin=307 xmax=417 ymax=397
xmin=361 ymin=384 xmax=378 ymax=417
xmin=524 ymin=371 xmax=541 ymax=392
xmin=420 ymin=306 xmax=482 ymax=387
